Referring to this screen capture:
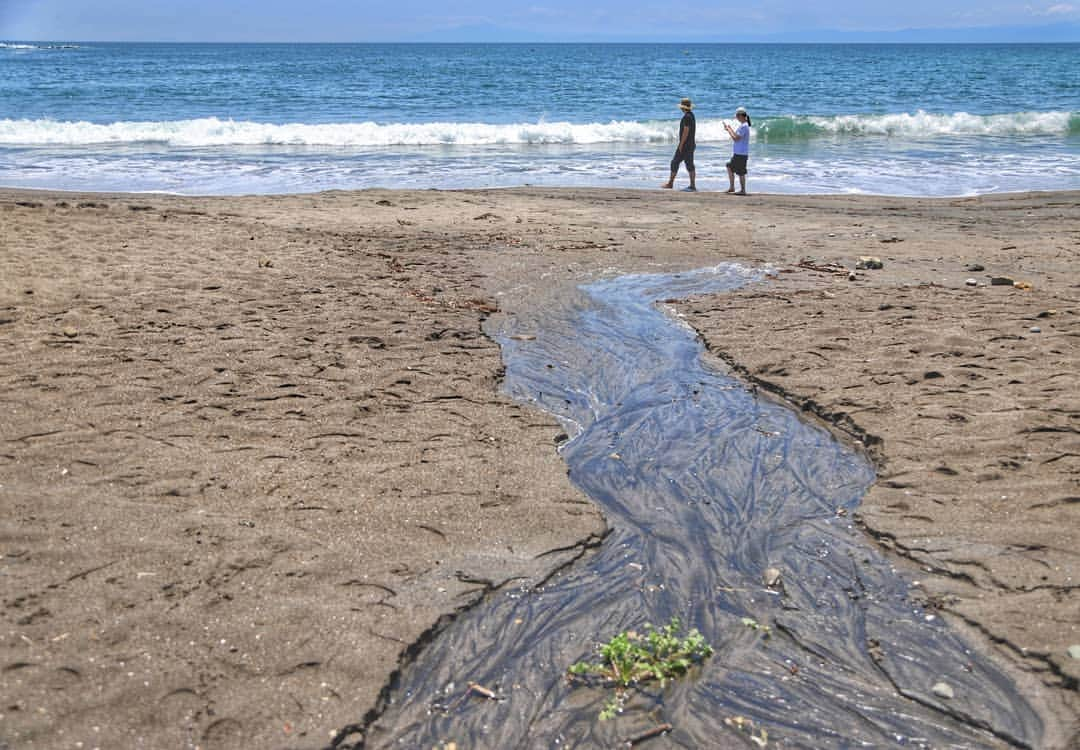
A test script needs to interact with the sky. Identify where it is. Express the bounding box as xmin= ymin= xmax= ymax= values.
xmin=2 ymin=0 xmax=1079 ymax=42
